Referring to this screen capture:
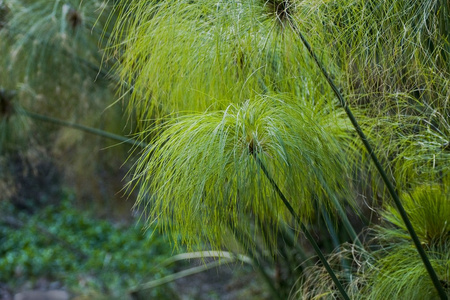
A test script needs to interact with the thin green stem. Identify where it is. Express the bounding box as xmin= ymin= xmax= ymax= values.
xmin=291 ymin=24 xmax=448 ymax=299
xmin=130 ymin=259 xmax=233 ymax=294
xmin=255 ymin=156 xmax=350 ymax=300
xmin=18 ymin=109 xmax=146 ymax=148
